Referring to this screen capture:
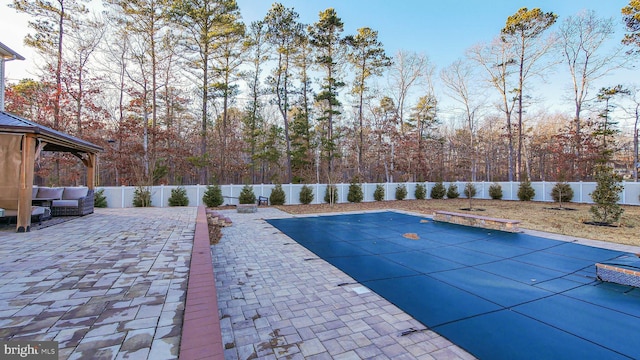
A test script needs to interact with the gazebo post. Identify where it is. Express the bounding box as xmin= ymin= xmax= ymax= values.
xmin=17 ymin=134 xmax=36 ymax=232
xmin=83 ymin=153 xmax=97 ymax=190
